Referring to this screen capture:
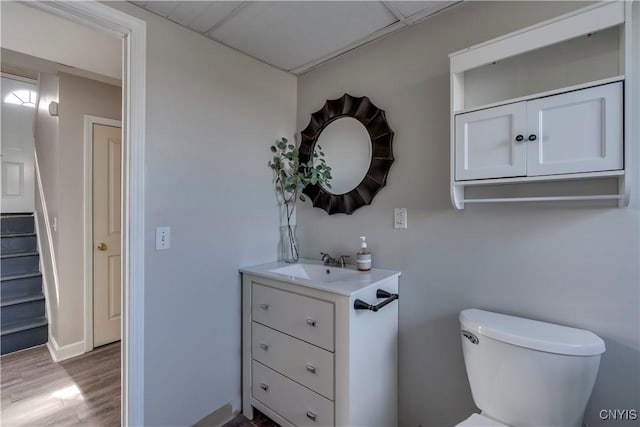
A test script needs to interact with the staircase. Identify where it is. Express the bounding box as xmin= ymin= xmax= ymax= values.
xmin=1 ymin=214 xmax=48 ymax=355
